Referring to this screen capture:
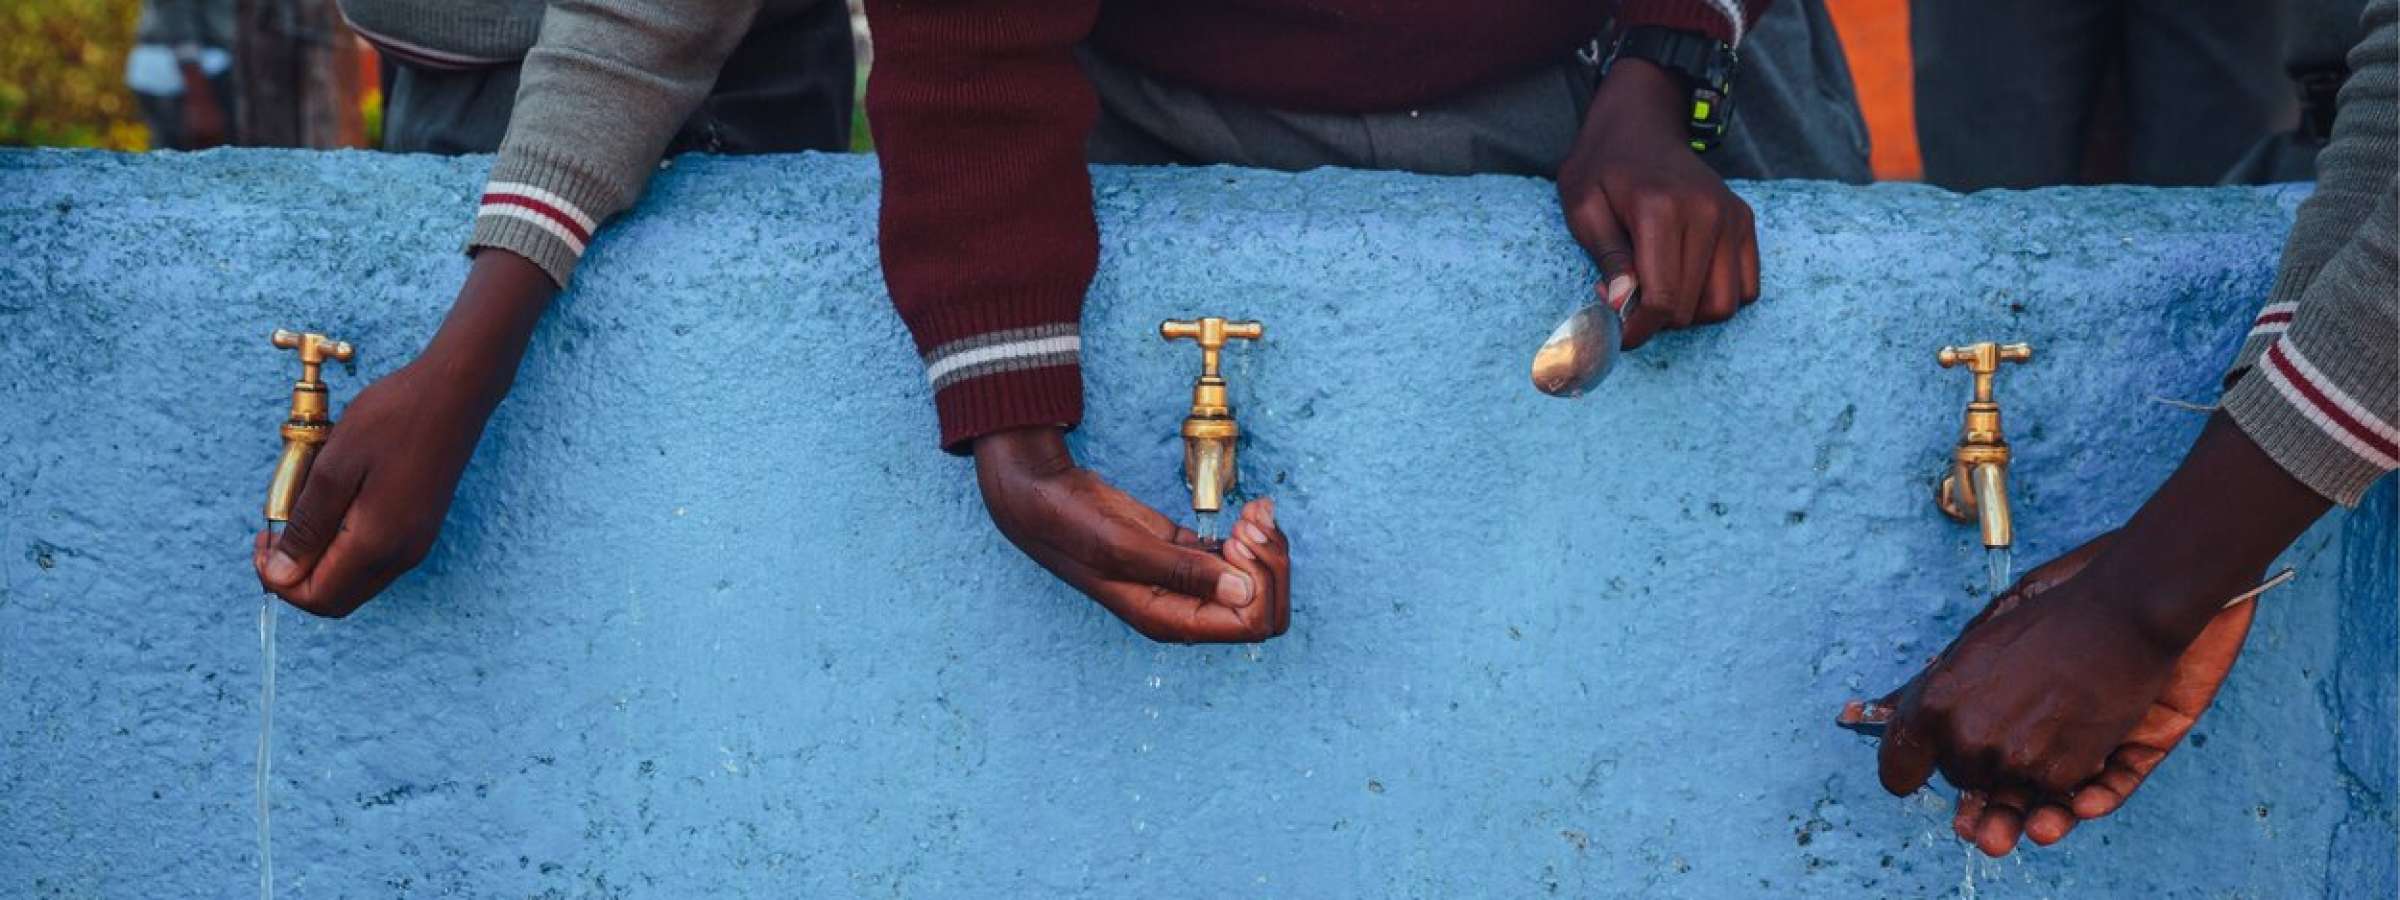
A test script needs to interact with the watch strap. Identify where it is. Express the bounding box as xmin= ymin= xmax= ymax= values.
xmin=1603 ymin=26 xmax=1740 ymax=153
